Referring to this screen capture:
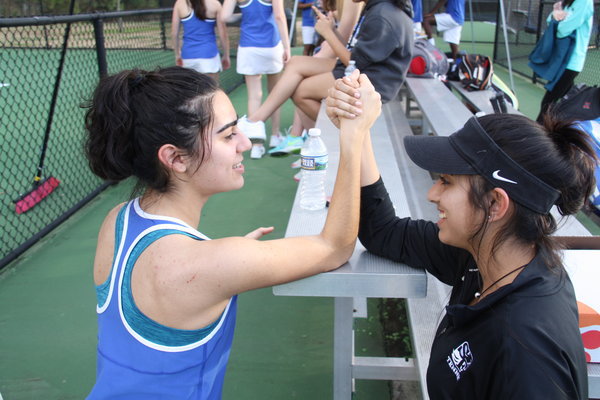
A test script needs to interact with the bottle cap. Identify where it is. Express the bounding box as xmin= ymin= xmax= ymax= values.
xmin=308 ymin=128 xmax=321 ymax=137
